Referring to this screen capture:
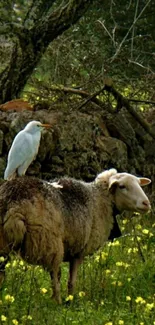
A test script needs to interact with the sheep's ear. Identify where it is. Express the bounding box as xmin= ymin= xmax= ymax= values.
xmin=108 ymin=180 xmax=119 ymax=194
xmin=139 ymin=178 xmax=151 ymax=186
